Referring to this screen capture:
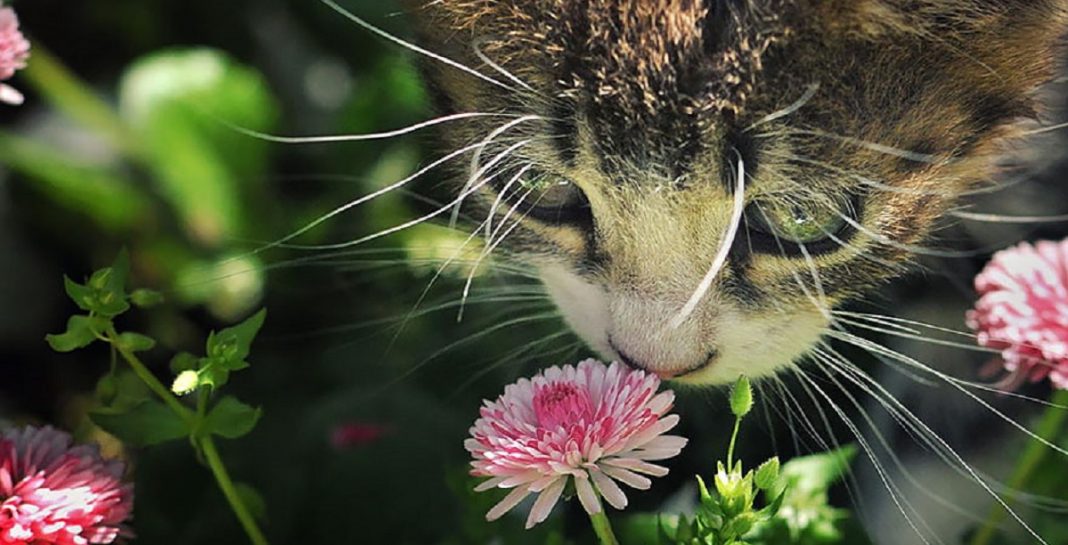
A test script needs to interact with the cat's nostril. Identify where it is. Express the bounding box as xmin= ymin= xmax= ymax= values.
xmin=609 ymin=339 xmax=718 ymax=380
